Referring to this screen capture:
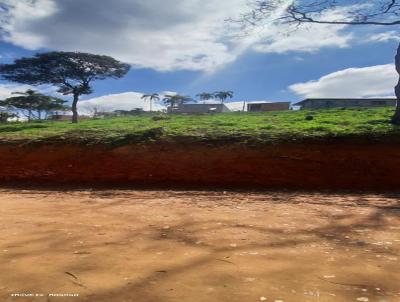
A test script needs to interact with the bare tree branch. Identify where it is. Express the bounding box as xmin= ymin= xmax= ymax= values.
xmin=230 ymin=0 xmax=400 ymax=124
xmin=234 ymin=0 xmax=400 ymax=29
